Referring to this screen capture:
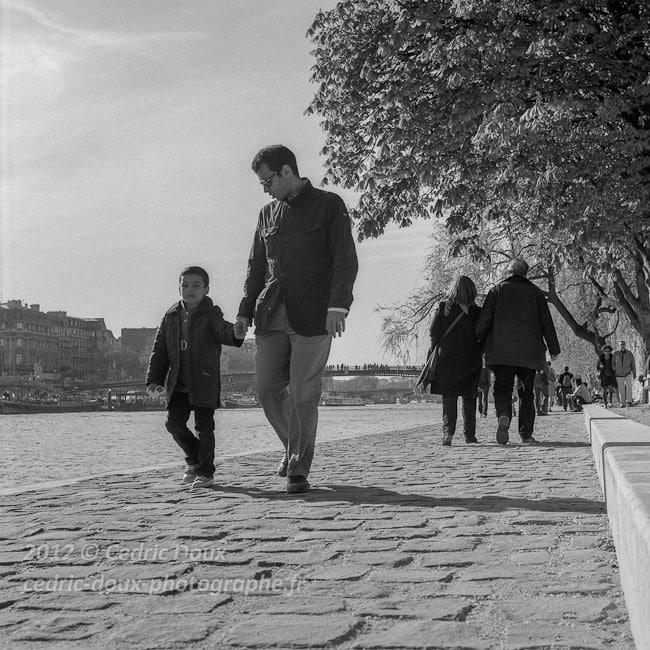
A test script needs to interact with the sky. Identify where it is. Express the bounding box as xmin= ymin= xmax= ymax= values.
xmin=1 ymin=0 xmax=433 ymax=366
